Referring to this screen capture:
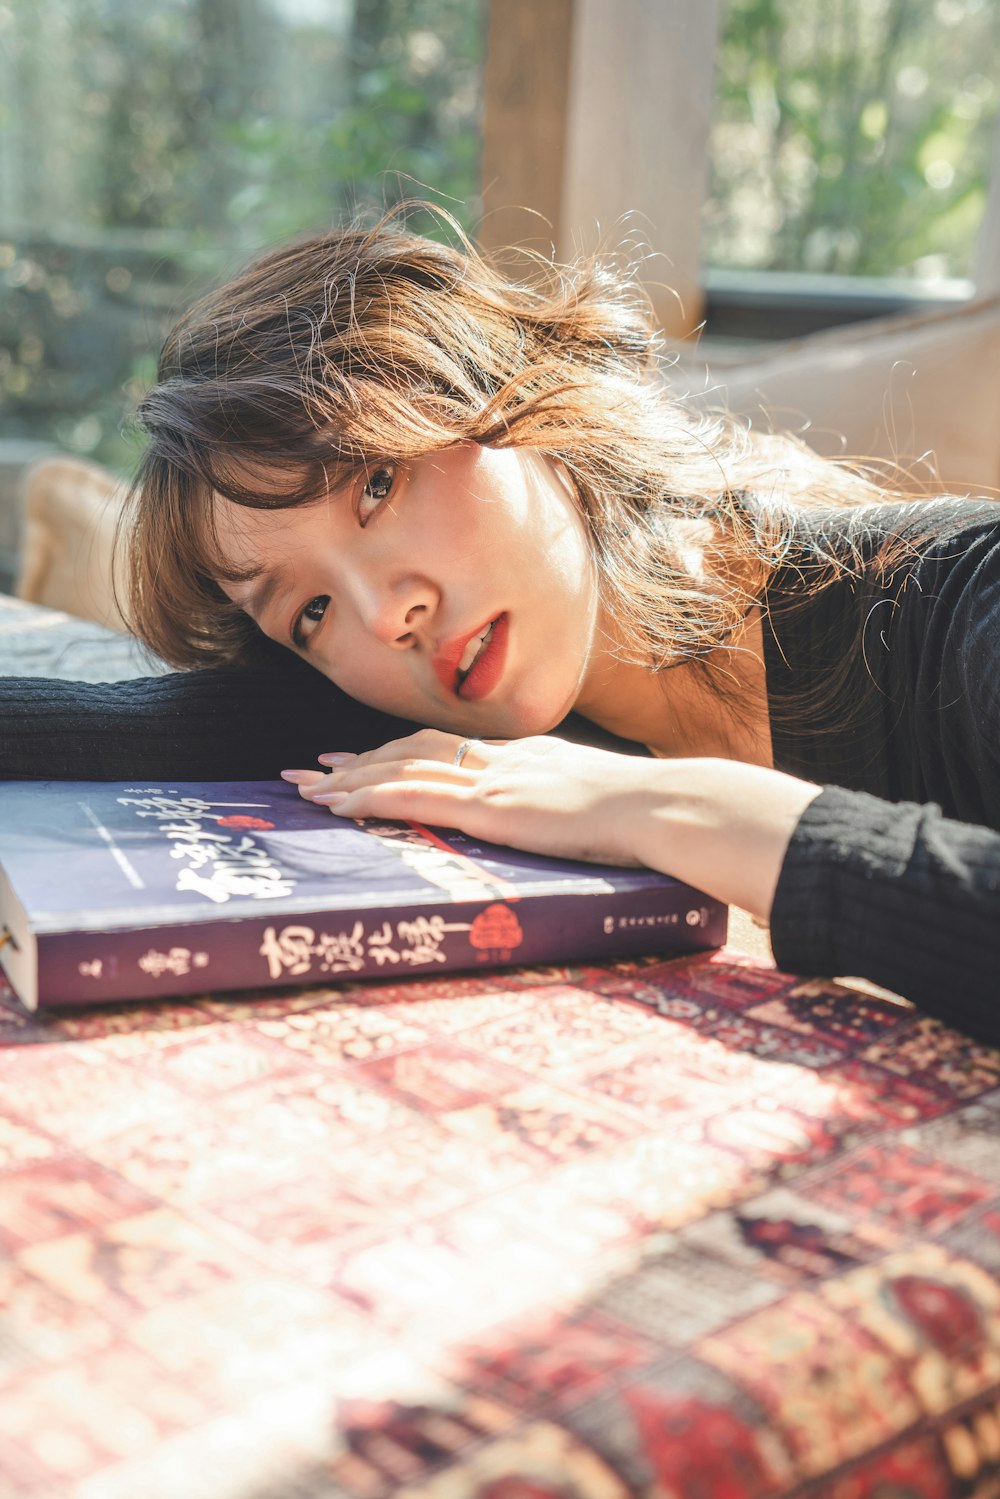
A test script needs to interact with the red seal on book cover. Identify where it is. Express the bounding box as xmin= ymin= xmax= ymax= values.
xmin=214 ymin=815 xmax=275 ymax=830
xmin=469 ymin=902 xmax=524 ymax=955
